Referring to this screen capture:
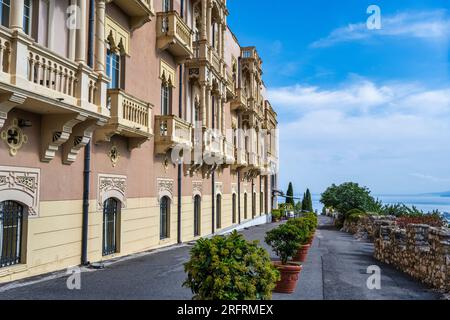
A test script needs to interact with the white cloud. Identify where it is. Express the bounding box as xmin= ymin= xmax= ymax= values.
xmin=311 ymin=10 xmax=450 ymax=48
xmin=410 ymin=174 xmax=450 ymax=183
xmin=268 ymin=79 xmax=450 ymax=194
